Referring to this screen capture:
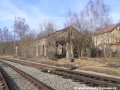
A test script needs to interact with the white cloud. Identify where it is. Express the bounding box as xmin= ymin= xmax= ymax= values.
xmin=0 ymin=0 xmax=30 ymax=29
xmin=0 ymin=0 xmax=65 ymax=32
xmin=0 ymin=0 xmax=88 ymax=31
